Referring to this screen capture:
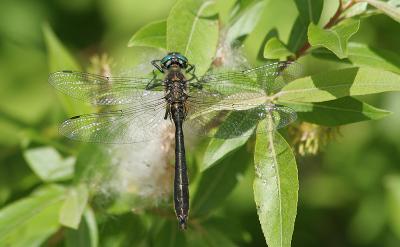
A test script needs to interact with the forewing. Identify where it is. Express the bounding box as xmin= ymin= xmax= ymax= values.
xmin=199 ymin=61 xmax=303 ymax=95
xmin=59 ymin=94 xmax=169 ymax=144
xmin=48 ymin=71 xmax=163 ymax=105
